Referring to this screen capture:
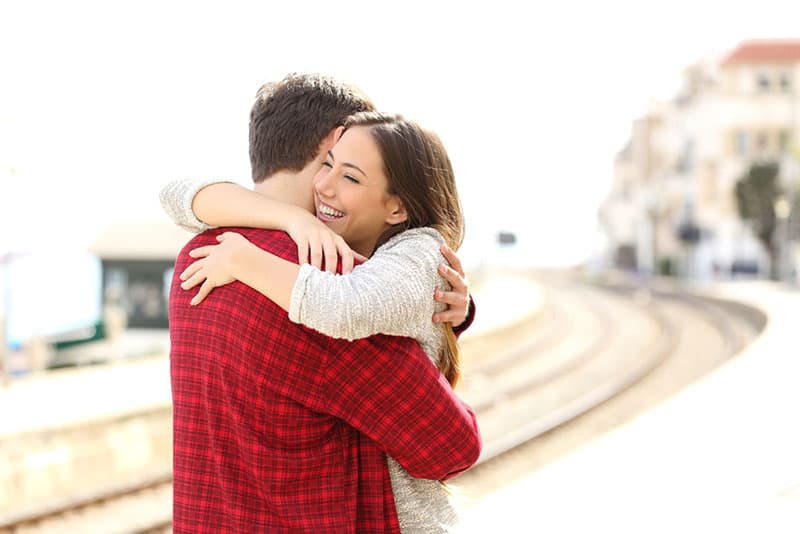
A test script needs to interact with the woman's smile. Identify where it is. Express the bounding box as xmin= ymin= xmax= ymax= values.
xmin=317 ymin=200 xmax=345 ymax=221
